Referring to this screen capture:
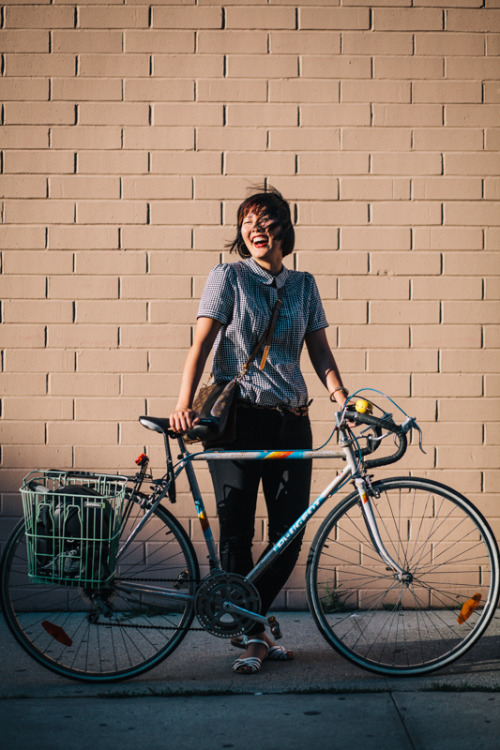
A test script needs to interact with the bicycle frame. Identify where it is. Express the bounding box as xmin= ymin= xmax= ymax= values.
xmin=118 ymin=420 xmax=407 ymax=625
xmin=7 ymin=397 xmax=498 ymax=682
